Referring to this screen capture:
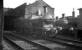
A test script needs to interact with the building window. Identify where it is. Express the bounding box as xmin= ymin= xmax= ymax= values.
xmin=43 ymin=6 xmax=47 ymax=13
xmin=38 ymin=9 xmax=41 ymax=16
xmin=46 ymin=7 xmax=48 ymax=13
